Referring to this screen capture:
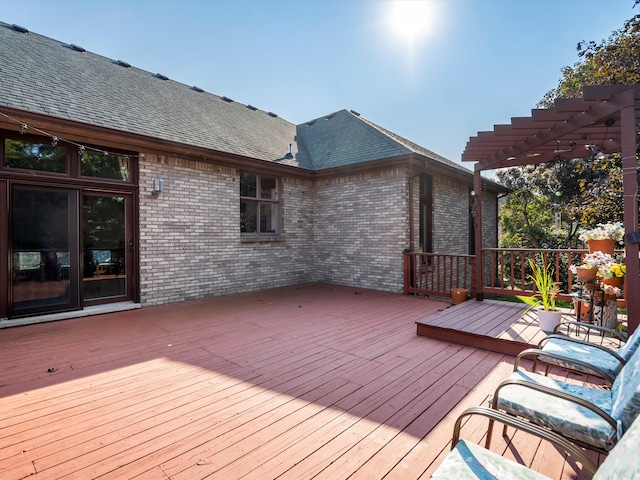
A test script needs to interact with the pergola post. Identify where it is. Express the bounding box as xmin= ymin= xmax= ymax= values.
xmin=473 ymin=167 xmax=484 ymax=301
xmin=621 ymin=102 xmax=639 ymax=333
